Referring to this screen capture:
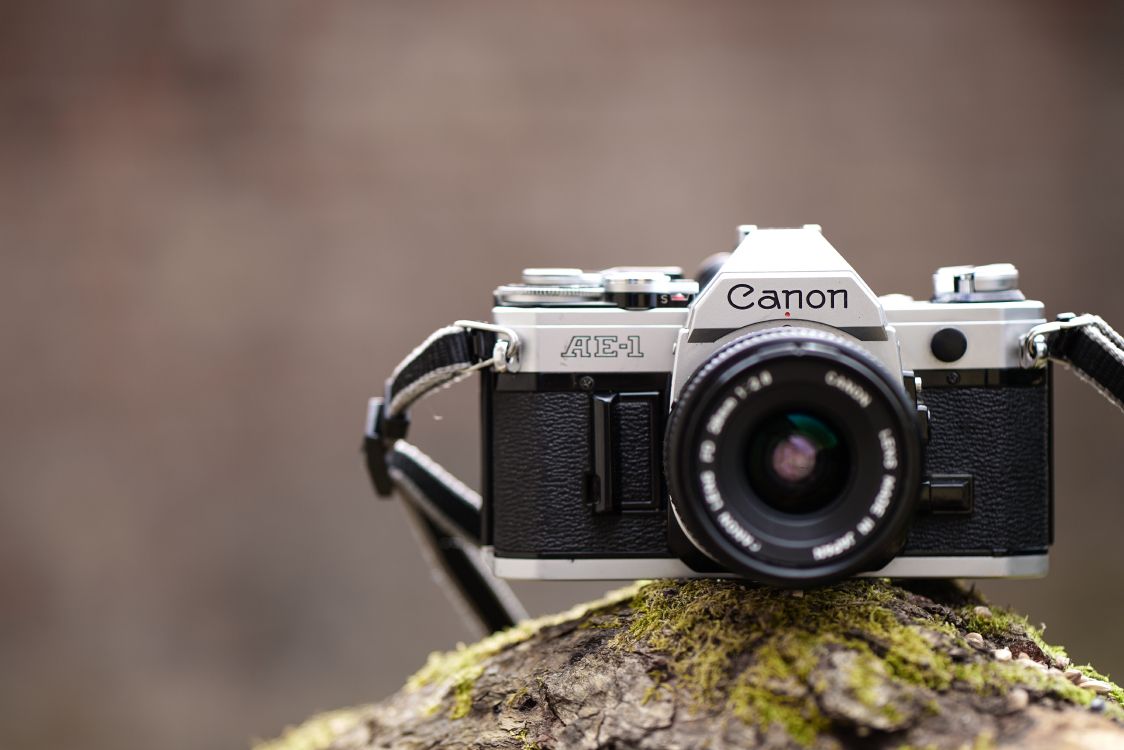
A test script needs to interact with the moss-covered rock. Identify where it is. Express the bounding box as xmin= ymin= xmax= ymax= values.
xmin=608 ymin=579 xmax=1123 ymax=745
xmin=257 ymin=579 xmax=1124 ymax=750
